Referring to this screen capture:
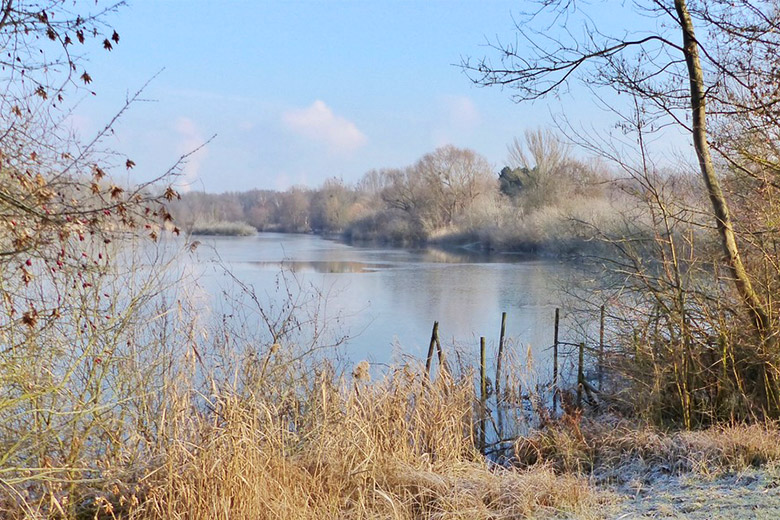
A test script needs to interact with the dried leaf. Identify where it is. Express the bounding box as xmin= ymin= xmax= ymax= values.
xmin=81 ymin=71 xmax=92 ymax=84
xmin=163 ymin=186 xmax=179 ymax=201
xmin=22 ymin=309 xmax=38 ymax=327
